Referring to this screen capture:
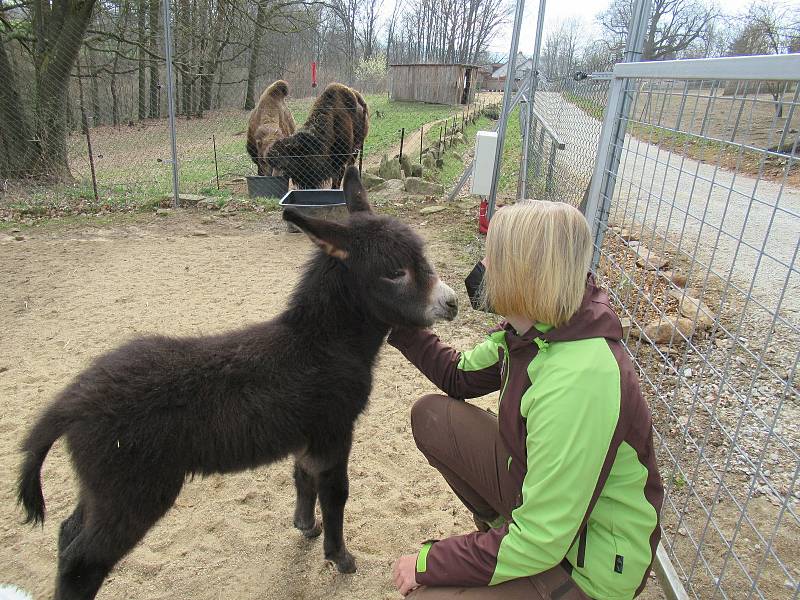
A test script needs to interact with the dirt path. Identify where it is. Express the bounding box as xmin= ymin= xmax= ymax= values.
xmin=0 ymin=210 xmax=666 ymax=600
